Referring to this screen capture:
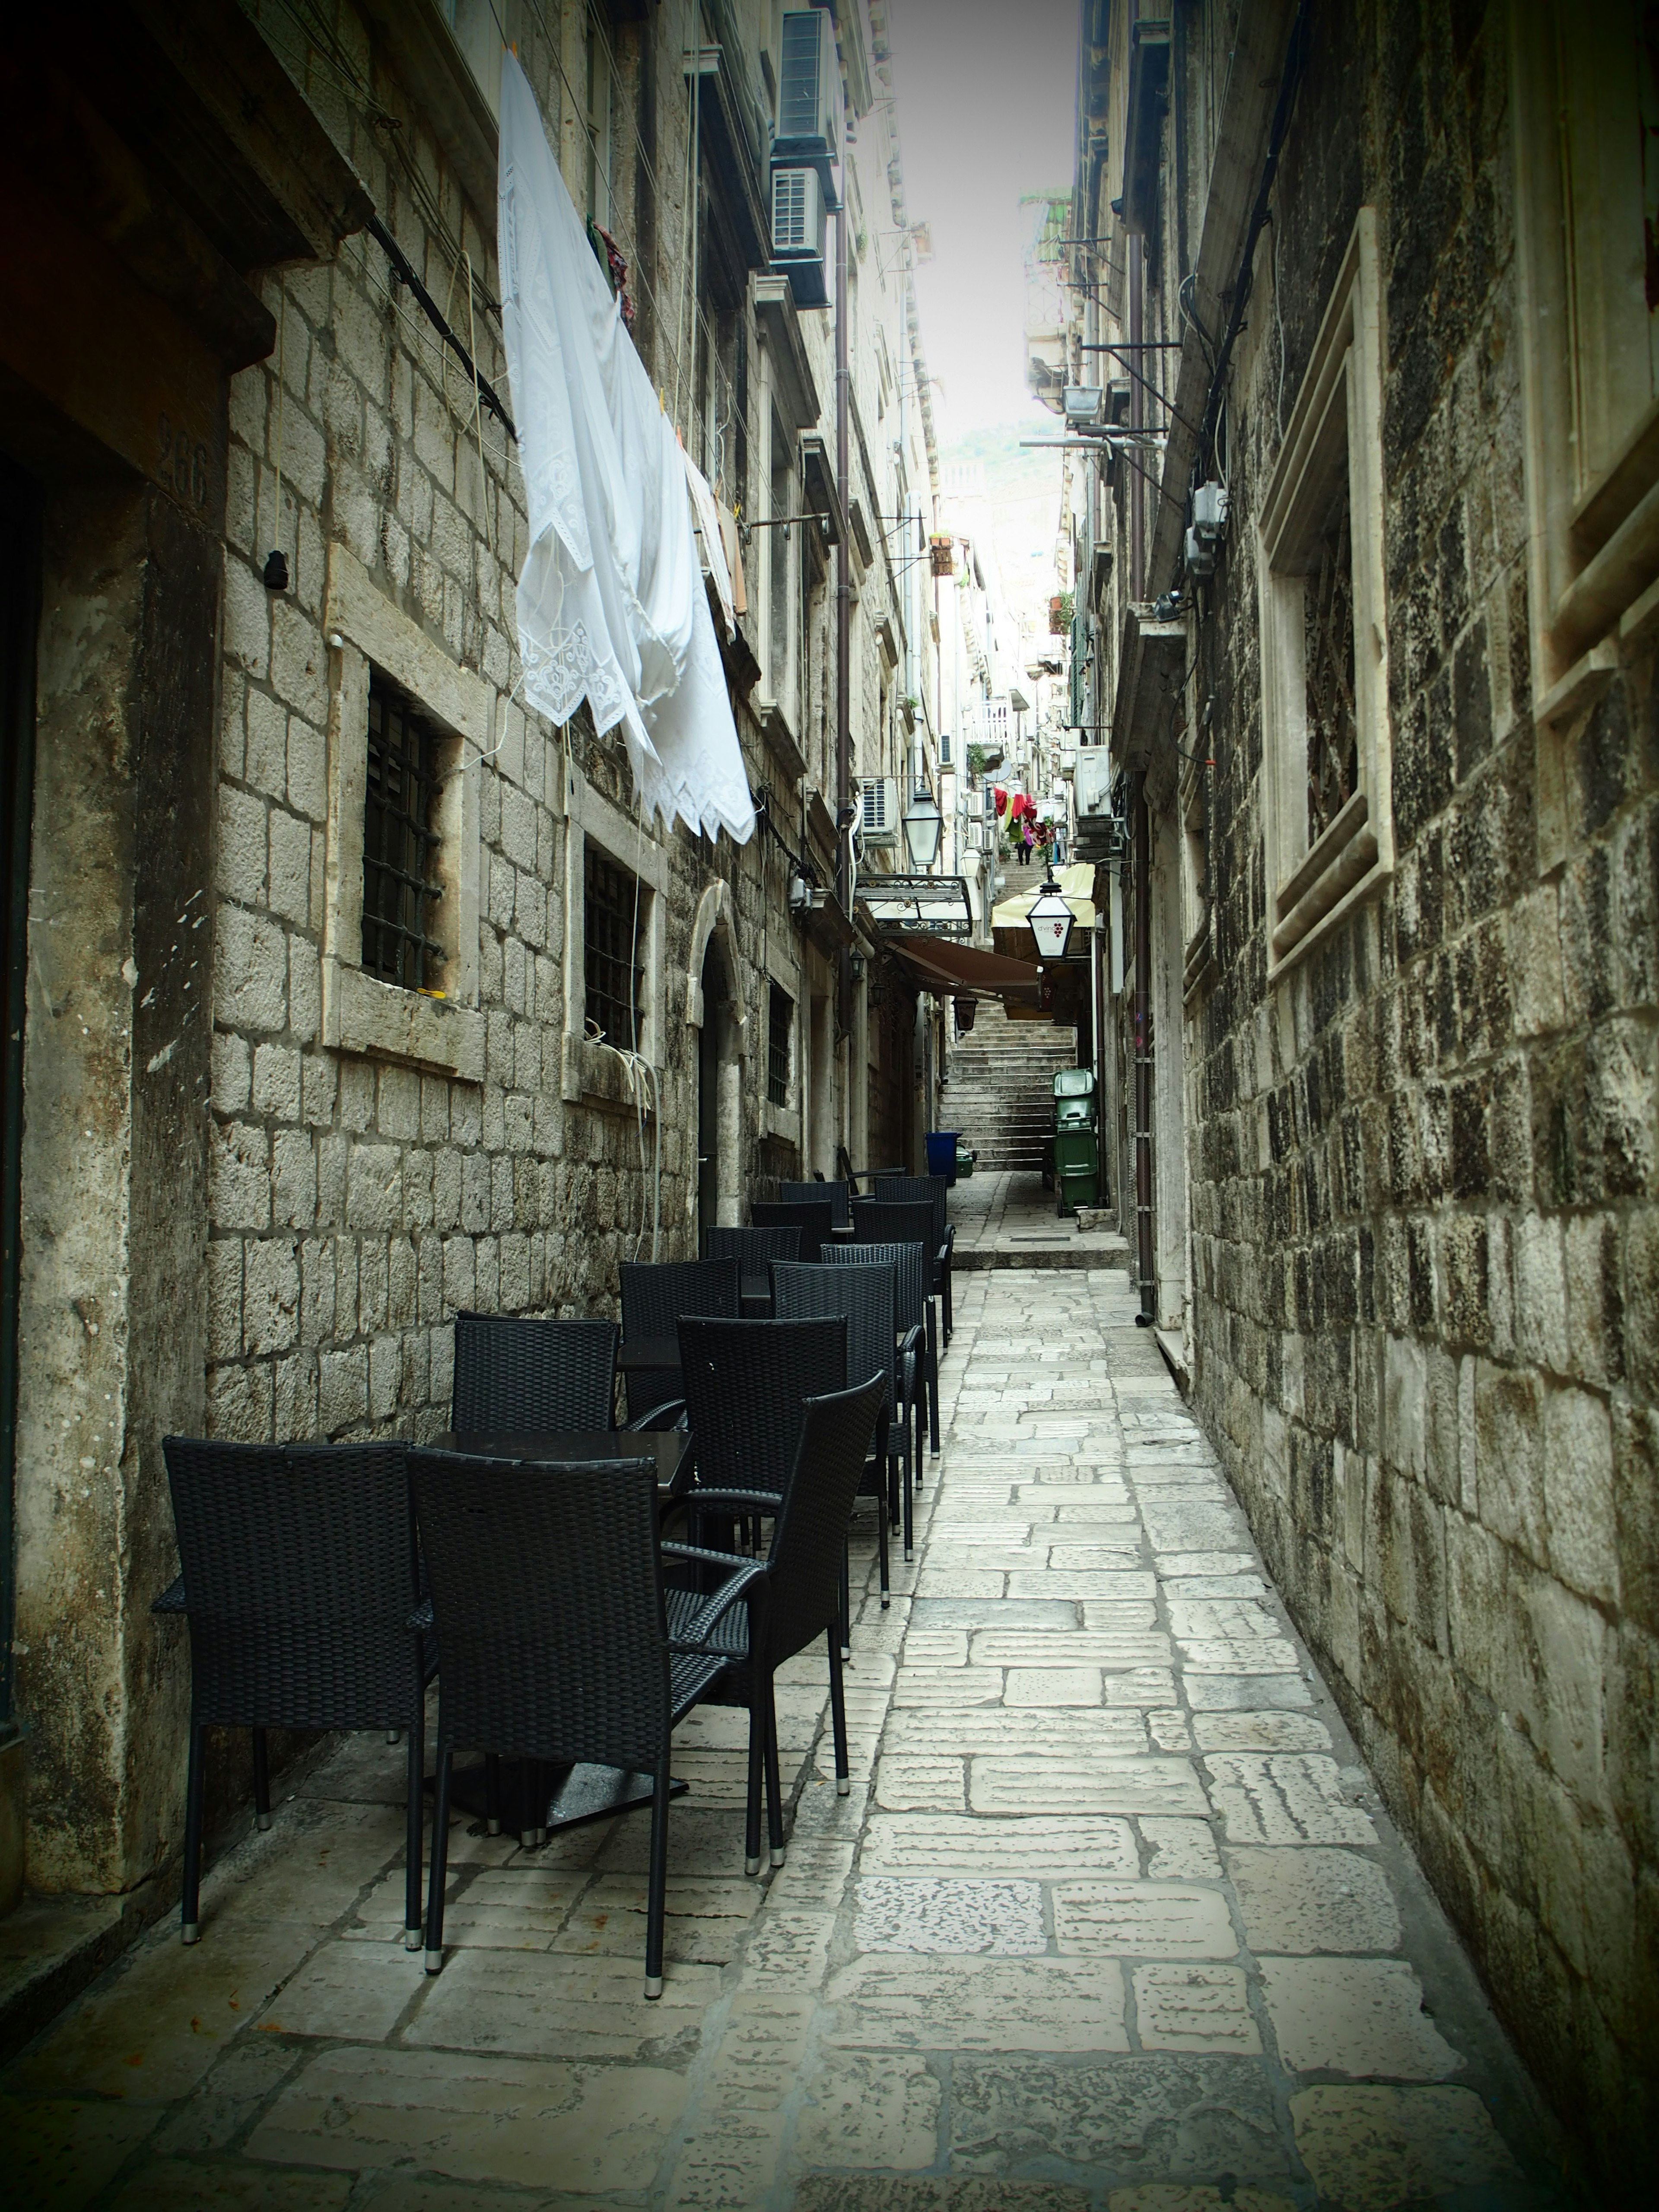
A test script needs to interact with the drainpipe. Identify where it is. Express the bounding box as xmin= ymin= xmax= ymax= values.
xmin=1128 ymin=245 xmax=1144 ymax=601
xmin=1131 ymin=772 xmax=1155 ymax=1323
xmin=835 ymin=182 xmax=853 ymax=1050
